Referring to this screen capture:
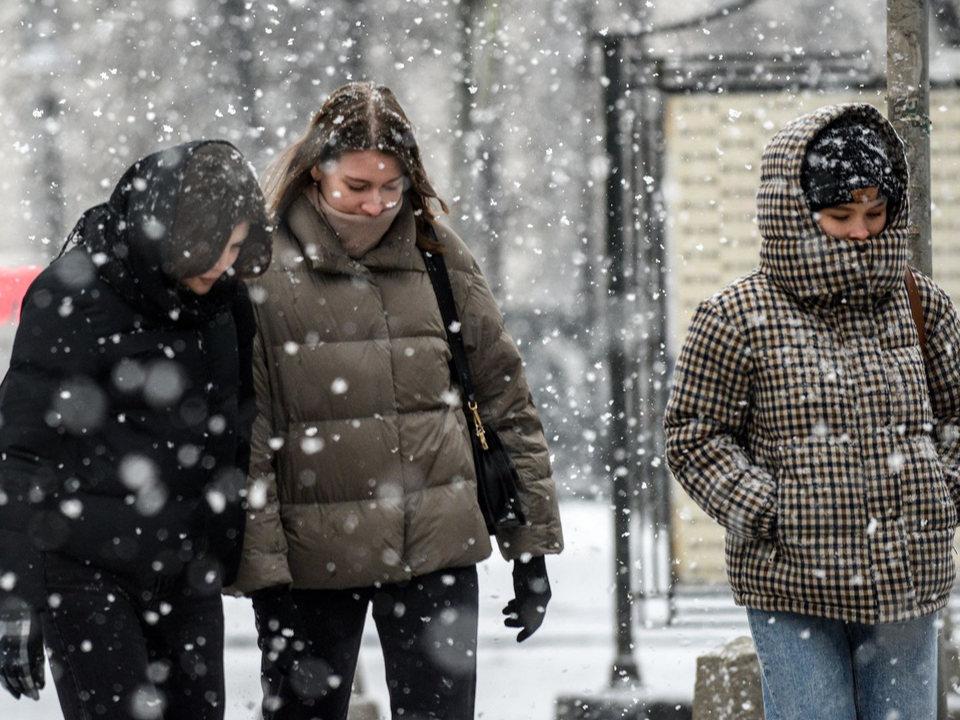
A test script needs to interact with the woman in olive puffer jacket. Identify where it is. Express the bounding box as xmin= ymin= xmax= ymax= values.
xmin=230 ymin=82 xmax=563 ymax=720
